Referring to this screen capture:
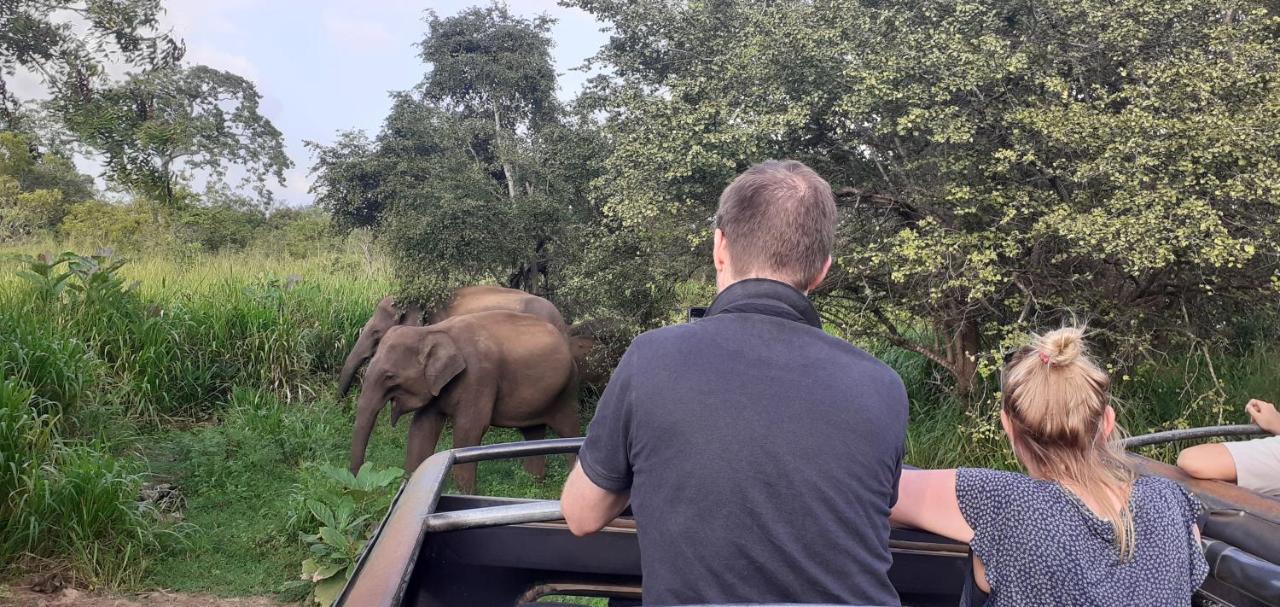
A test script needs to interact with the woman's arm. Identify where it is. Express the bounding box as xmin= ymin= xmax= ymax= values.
xmin=890 ymin=469 xmax=974 ymax=544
